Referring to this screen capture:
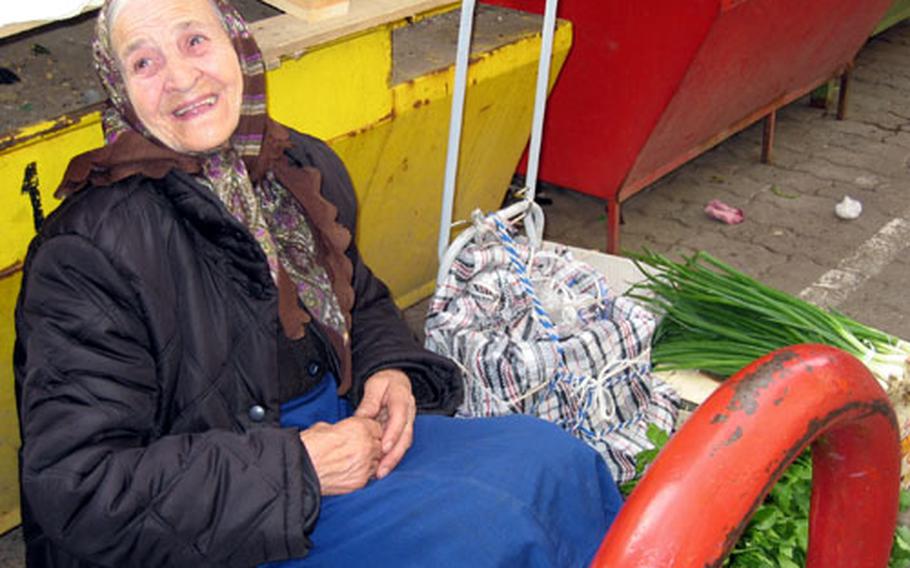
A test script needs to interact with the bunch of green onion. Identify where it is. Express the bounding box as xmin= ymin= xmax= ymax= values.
xmin=627 ymin=250 xmax=910 ymax=388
